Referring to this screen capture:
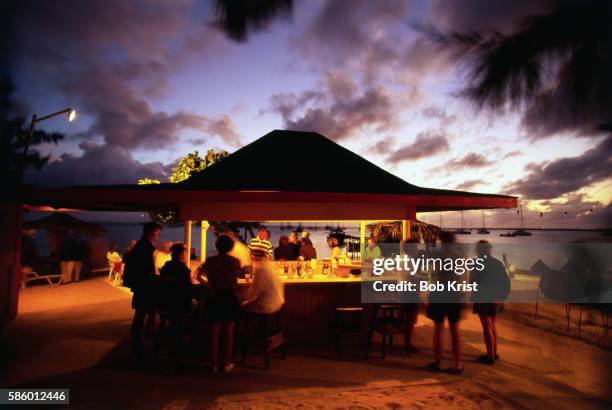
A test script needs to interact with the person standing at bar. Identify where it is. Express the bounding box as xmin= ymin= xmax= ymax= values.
xmin=288 ymin=231 xmax=301 ymax=260
xmin=426 ymin=231 xmax=464 ymax=374
xmin=363 ymin=236 xmax=381 ymax=263
xmin=274 ymin=236 xmax=295 ymax=260
xmin=471 ymin=240 xmax=509 ymax=365
xmin=249 ymin=227 xmax=273 ymax=258
xmin=123 ymin=222 xmax=161 ymax=359
xmin=299 ymin=238 xmax=317 ymax=261
xmin=198 ymin=235 xmax=242 ymax=373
